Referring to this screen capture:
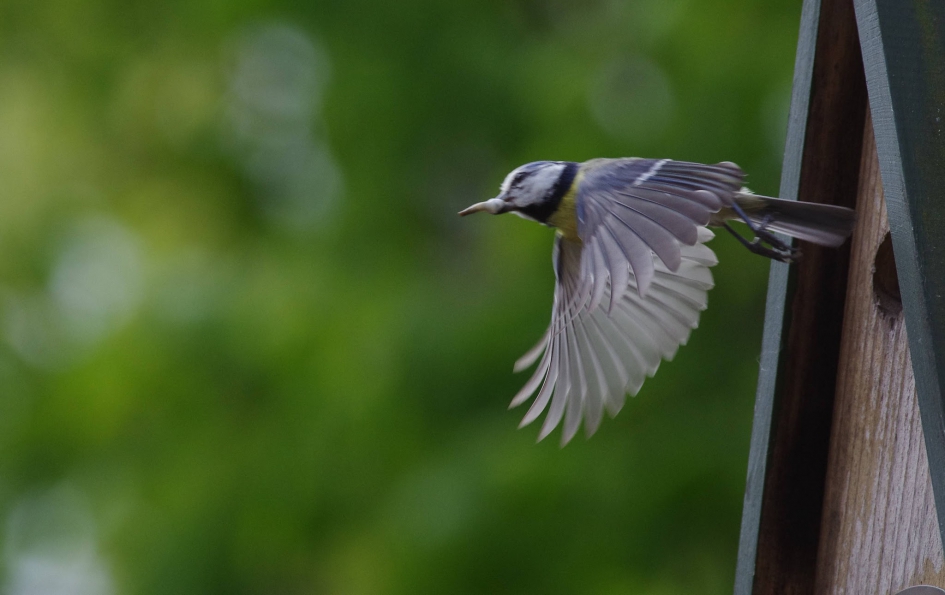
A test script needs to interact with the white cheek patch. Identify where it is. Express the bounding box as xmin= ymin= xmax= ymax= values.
xmin=516 ymin=164 xmax=564 ymax=206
